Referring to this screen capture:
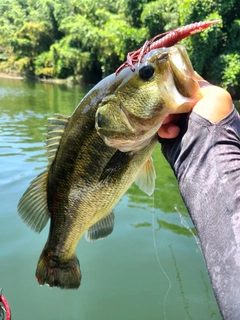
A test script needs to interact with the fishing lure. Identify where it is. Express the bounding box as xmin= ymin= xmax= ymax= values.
xmin=115 ymin=20 xmax=221 ymax=75
xmin=0 ymin=288 xmax=11 ymax=320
